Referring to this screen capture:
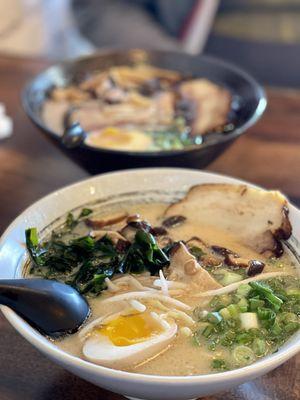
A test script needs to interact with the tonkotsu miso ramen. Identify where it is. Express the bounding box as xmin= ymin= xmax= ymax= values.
xmin=25 ymin=184 xmax=300 ymax=375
